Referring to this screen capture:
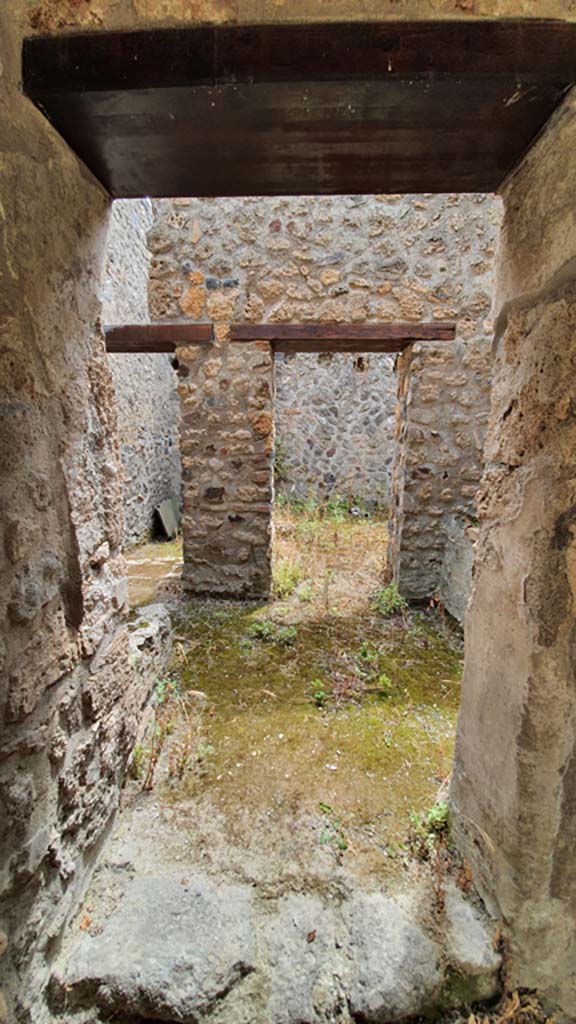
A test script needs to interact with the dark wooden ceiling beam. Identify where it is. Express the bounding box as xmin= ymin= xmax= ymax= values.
xmin=24 ymin=21 xmax=576 ymax=90
xmin=105 ymin=323 xmax=213 ymax=352
xmin=22 ymin=22 xmax=576 ymax=197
